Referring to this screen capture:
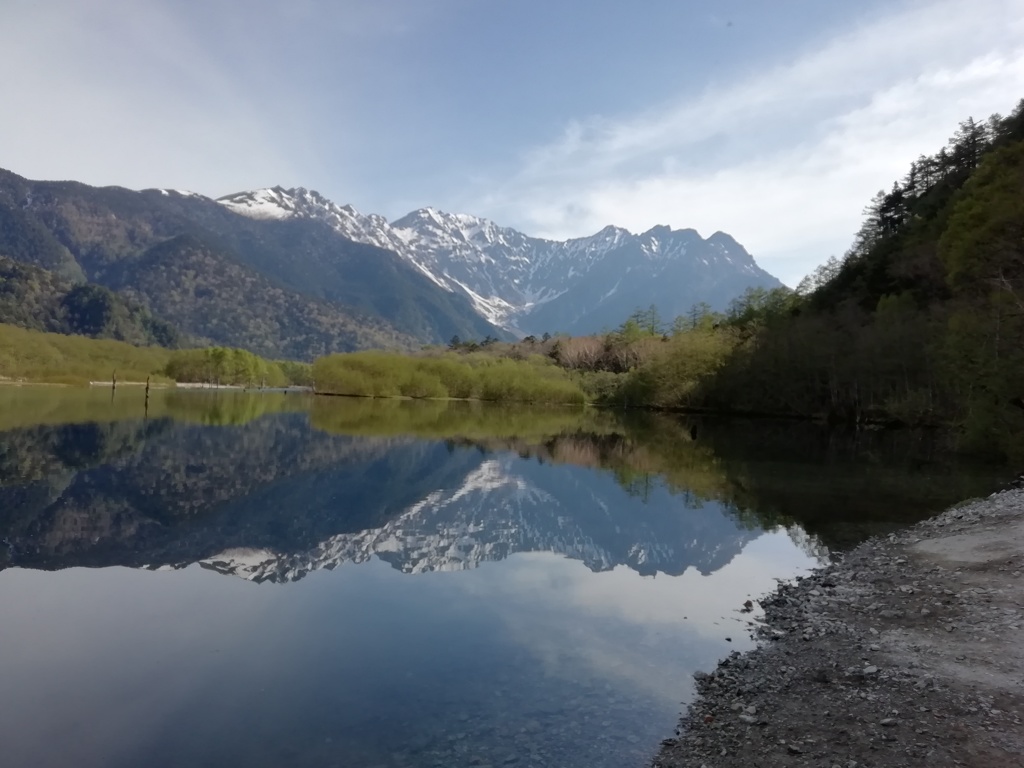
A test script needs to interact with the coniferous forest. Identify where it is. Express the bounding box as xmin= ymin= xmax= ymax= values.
xmin=532 ymin=99 xmax=1024 ymax=459
xmin=696 ymin=100 xmax=1024 ymax=458
xmin=436 ymin=100 xmax=1024 ymax=458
